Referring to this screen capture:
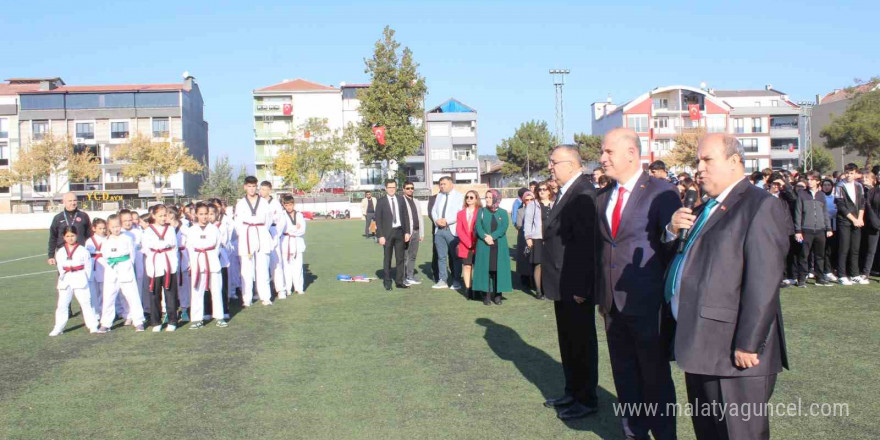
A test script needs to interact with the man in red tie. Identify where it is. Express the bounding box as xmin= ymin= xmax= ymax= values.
xmin=597 ymin=128 xmax=681 ymax=440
